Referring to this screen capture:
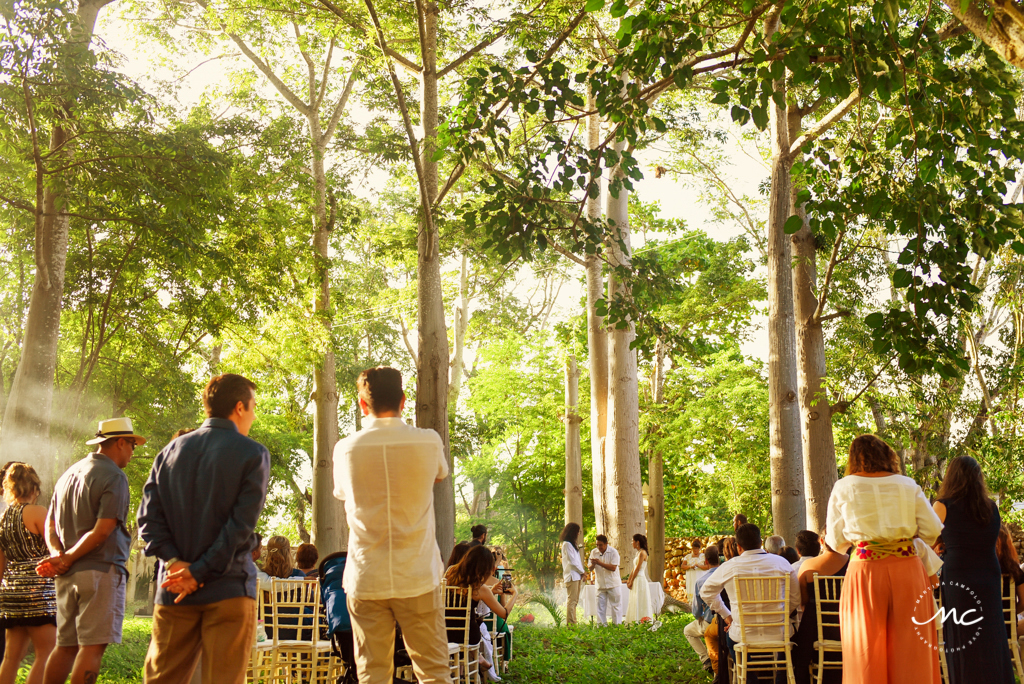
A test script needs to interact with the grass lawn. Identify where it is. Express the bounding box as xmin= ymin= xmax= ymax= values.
xmin=501 ymin=613 xmax=710 ymax=684
xmin=11 ymin=613 xmax=710 ymax=683
xmin=13 ymin=617 xmax=150 ymax=684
